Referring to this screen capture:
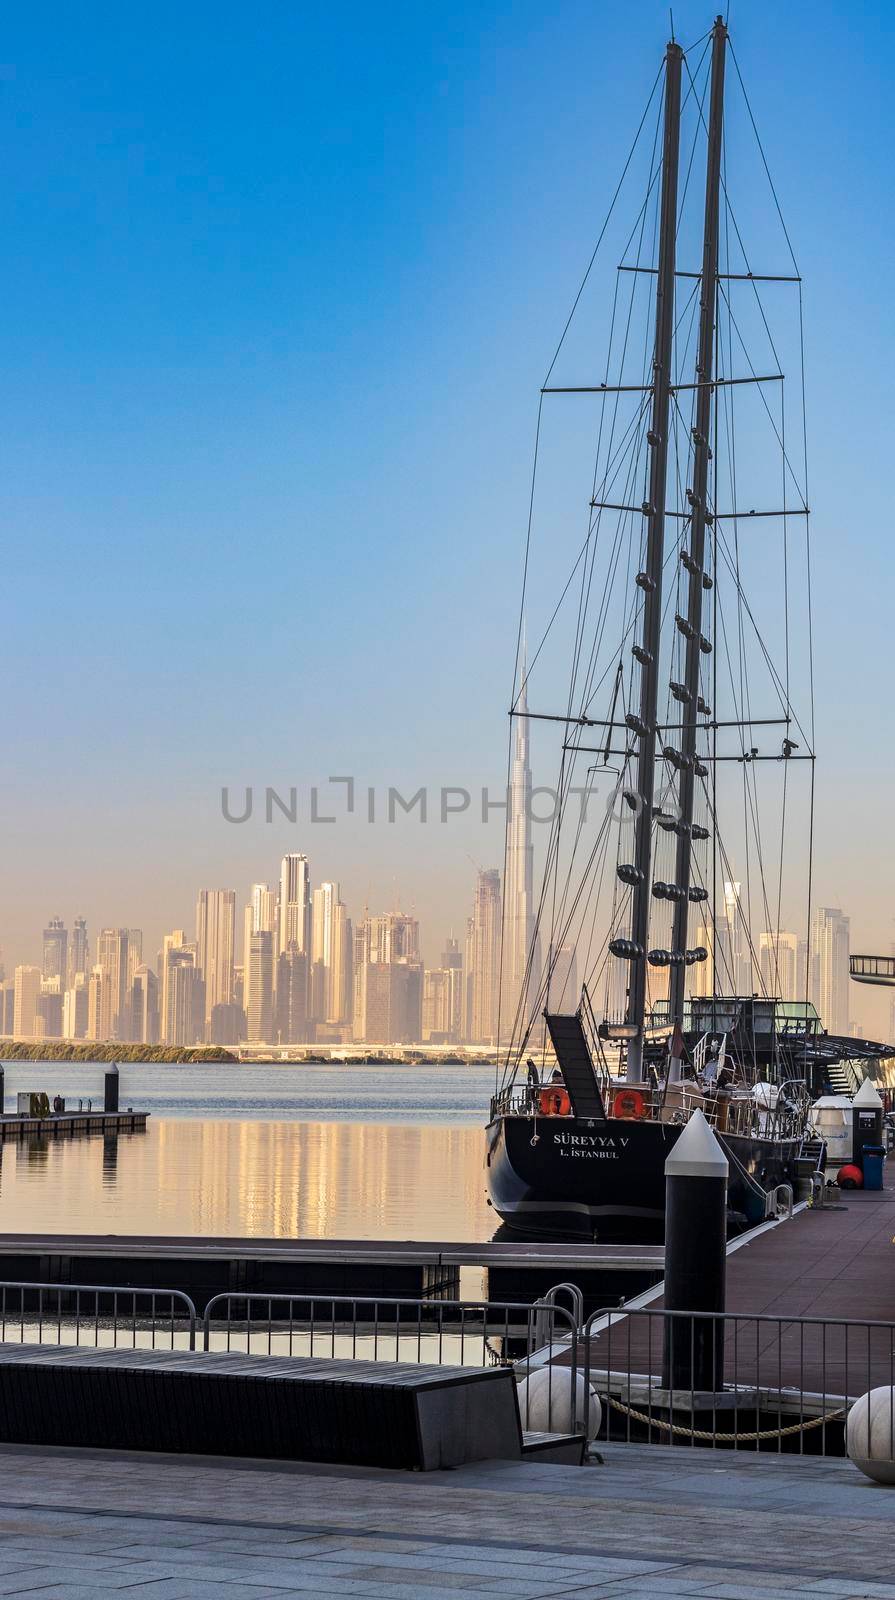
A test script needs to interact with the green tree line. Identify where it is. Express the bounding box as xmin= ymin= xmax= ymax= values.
xmin=0 ymin=1042 xmax=237 ymax=1064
